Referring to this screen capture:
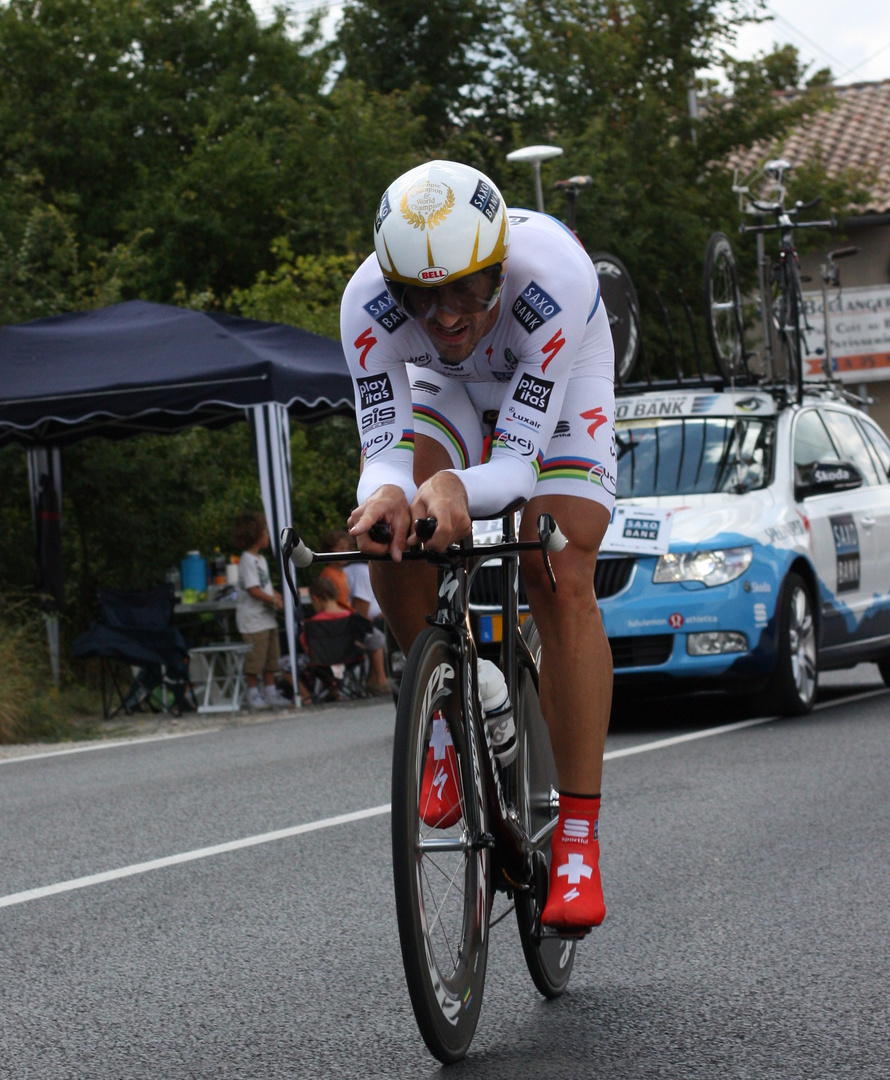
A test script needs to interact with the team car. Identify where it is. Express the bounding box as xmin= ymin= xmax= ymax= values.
xmin=595 ymin=383 xmax=890 ymax=713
